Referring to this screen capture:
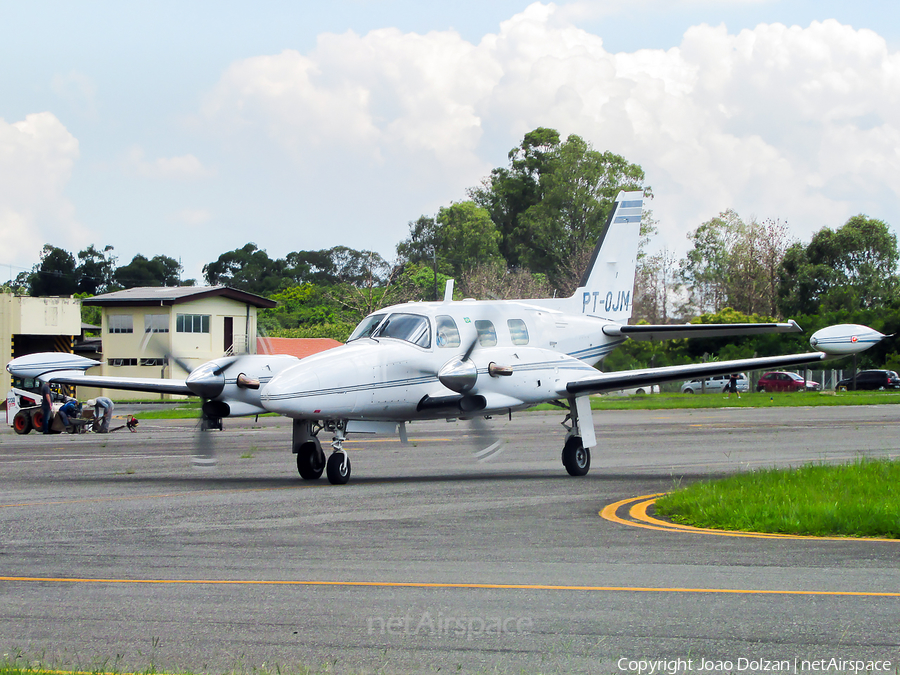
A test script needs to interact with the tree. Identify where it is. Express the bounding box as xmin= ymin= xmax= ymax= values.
xmin=434 ymin=201 xmax=502 ymax=277
xmin=680 ymin=211 xmax=792 ymax=317
xmin=28 ymin=244 xmax=77 ymax=296
xmin=203 ymin=243 xmax=286 ymax=295
xmin=115 ymin=254 xmax=184 ymax=288
xmin=76 ymin=244 xmax=117 ymax=295
xmin=777 ymin=215 xmax=899 ymax=315
xmin=468 ymin=127 xmax=561 ymax=268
